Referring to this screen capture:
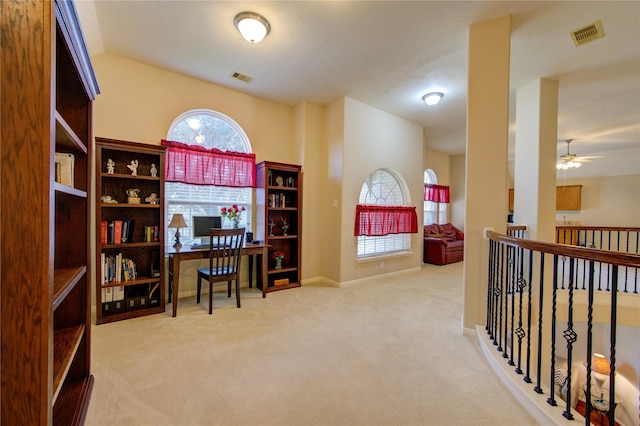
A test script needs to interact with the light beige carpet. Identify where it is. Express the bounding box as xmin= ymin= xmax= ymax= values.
xmin=85 ymin=262 xmax=537 ymax=426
